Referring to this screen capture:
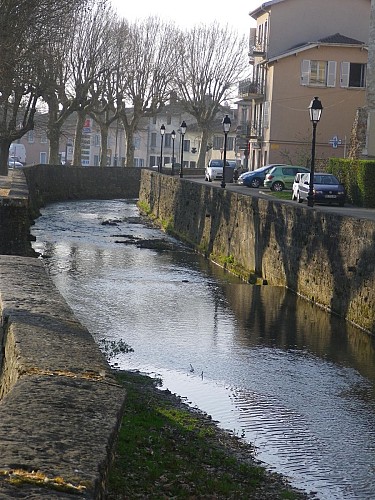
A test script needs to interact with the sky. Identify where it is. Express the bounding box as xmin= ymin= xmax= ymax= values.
xmin=110 ymin=0 xmax=259 ymax=37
